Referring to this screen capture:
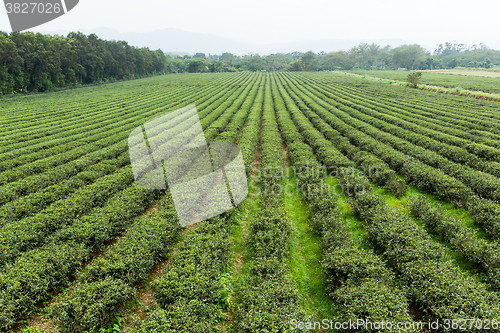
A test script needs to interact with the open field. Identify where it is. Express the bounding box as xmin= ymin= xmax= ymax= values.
xmin=422 ymin=68 xmax=500 ymax=78
xmin=351 ymin=69 xmax=500 ymax=94
xmin=2 ymin=72 xmax=500 ymax=332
